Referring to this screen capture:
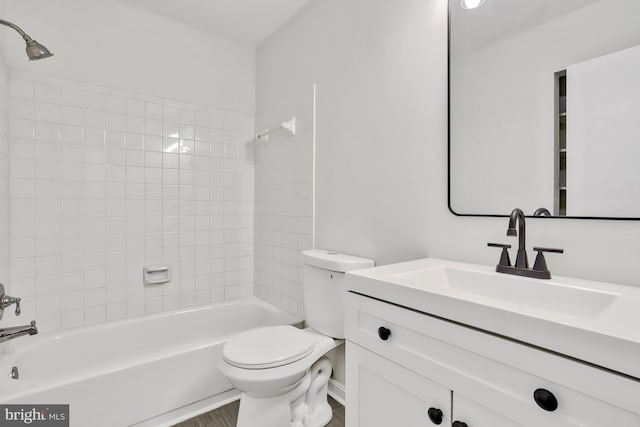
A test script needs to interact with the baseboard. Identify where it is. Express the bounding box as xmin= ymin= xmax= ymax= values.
xmin=328 ymin=378 xmax=345 ymax=406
